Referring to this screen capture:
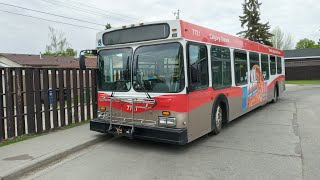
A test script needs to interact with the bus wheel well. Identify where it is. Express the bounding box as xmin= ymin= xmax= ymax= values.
xmin=212 ymin=94 xmax=229 ymax=125
xmin=220 ymin=101 xmax=228 ymax=125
